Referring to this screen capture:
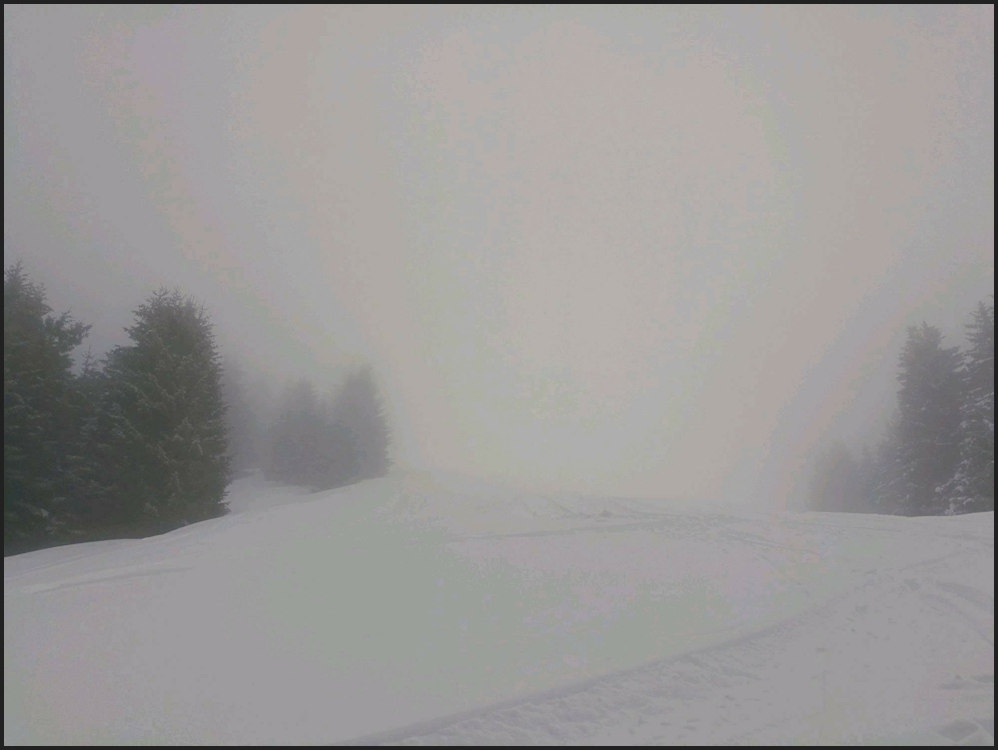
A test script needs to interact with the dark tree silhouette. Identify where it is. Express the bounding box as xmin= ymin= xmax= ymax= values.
xmin=99 ymin=289 xmax=230 ymax=534
xmin=893 ymin=323 xmax=963 ymax=515
xmin=329 ymin=365 xmax=391 ymax=485
xmin=941 ymin=300 xmax=994 ymax=513
xmin=4 ymin=263 xmax=90 ymax=554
